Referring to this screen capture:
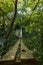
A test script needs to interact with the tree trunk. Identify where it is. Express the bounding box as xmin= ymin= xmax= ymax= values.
xmin=2 ymin=16 xmax=5 ymax=32
xmin=4 ymin=0 xmax=18 ymax=49
xmin=41 ymin=32 xmax=43 ymax=48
